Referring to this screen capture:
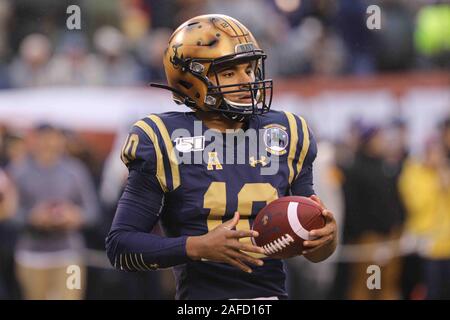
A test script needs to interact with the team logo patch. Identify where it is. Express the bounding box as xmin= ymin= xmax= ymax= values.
xmin=174 ymin=136 xmax=205 ymax=152
xmin=263 ymin=125 xmax=288 ymax=155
